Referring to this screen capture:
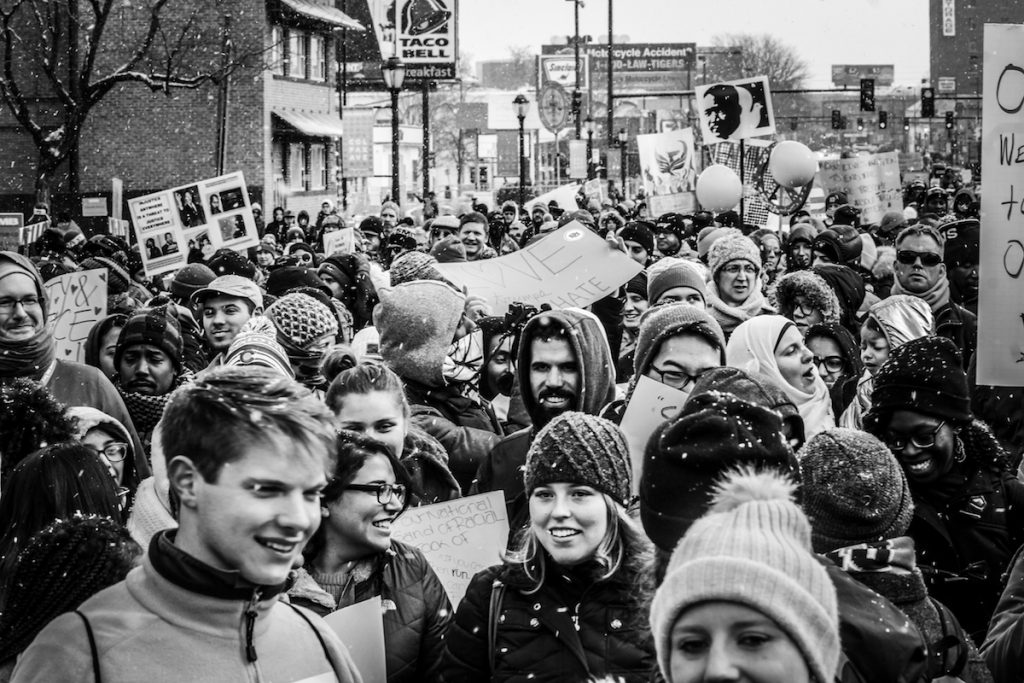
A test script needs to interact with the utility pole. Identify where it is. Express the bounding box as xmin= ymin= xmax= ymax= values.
xmin=573 ymin=0 xmax=581 ymax=139
xmin=606 ymin=0 xmax=613 ymax=151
